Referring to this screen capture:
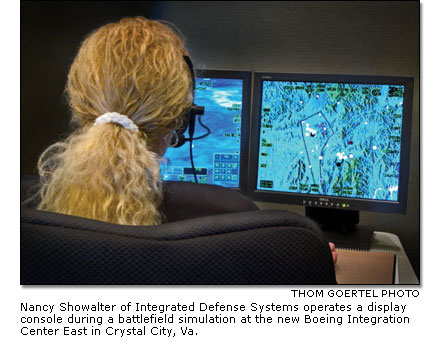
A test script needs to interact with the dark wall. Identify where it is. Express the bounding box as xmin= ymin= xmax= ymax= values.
xmin=154 ymin=1 xmax=420 ymax=278
xmin=21 ymin=1 xmax=153 ymax=175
